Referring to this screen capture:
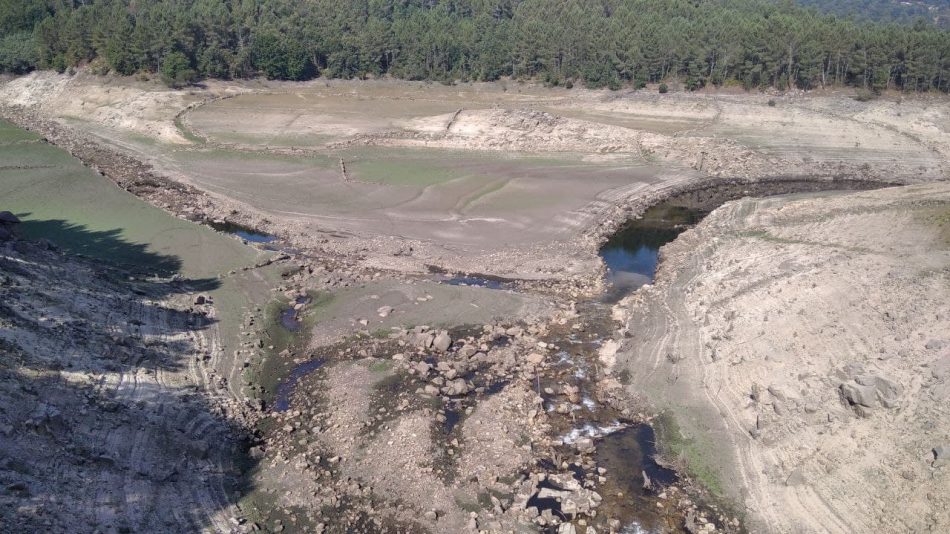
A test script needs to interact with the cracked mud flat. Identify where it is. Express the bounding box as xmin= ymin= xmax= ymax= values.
xmin=1 ymin=72 xmax=949 ymax=534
